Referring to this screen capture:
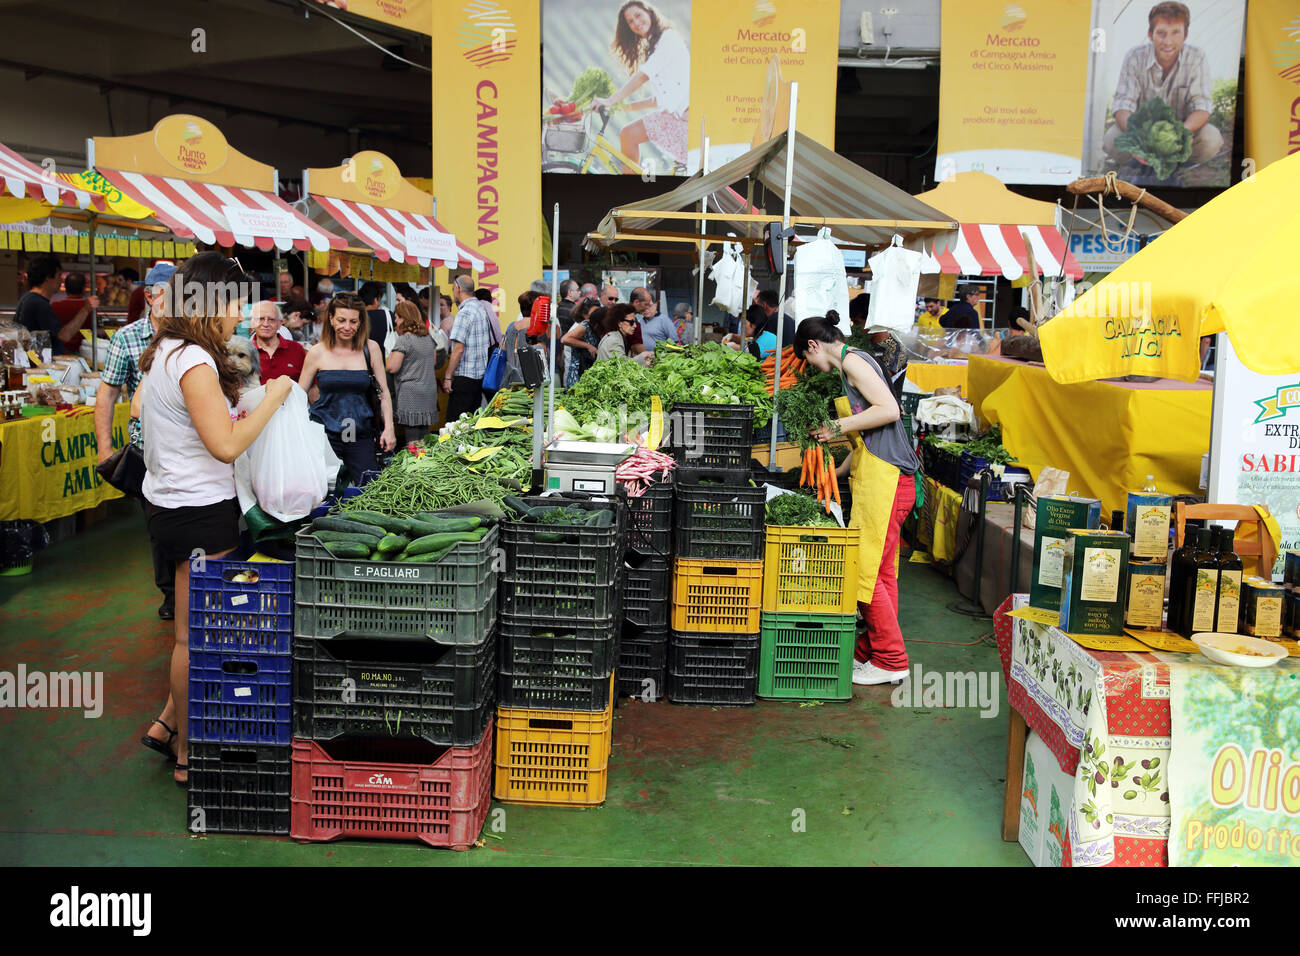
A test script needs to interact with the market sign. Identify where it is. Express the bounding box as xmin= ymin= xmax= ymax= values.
xmin=1169 ymin=656 xmax=1300 ymax=866
xmin=221 ymin=205 xmax=307 ymax=241
xmin=154 ymin=115 xmax=229 ymax=176
xmin=1067 ymin=229 xmax=1162 ymax=273
xmin=1245 ymin=0 xmax=1300 ymax=169
xmin=402 ymin=226 xmax=458 ymax=263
